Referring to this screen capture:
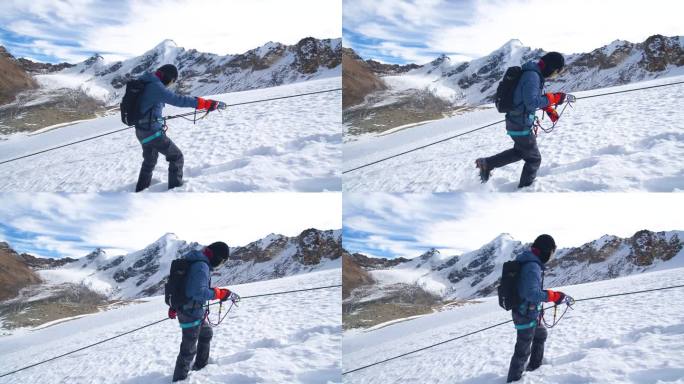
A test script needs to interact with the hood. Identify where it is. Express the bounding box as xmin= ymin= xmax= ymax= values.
xmin=139 ymin=71 xmax=162 ymax=84
xmin=183 ymin=249 xmax=210 ymax=267
xmin=515 ymin=249 xmax=544 ymax=268
xmin=521 ymin=60 xmax=542 ymax=74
